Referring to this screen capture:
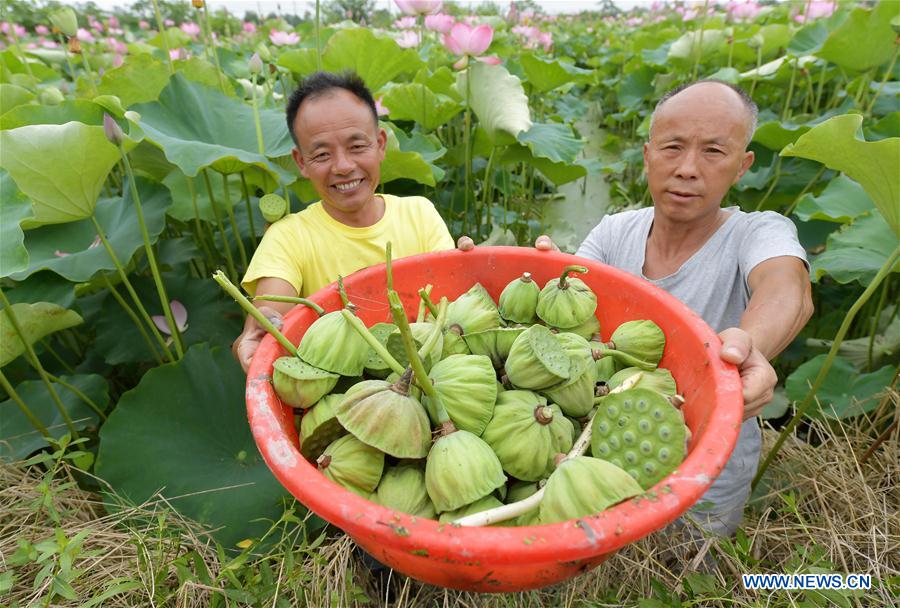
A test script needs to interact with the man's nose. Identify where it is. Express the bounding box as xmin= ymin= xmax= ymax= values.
xmin=674 ymin=148 xmax=699 ymax=179
xmin=332 ymin=149 xmax=354 ymax=174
